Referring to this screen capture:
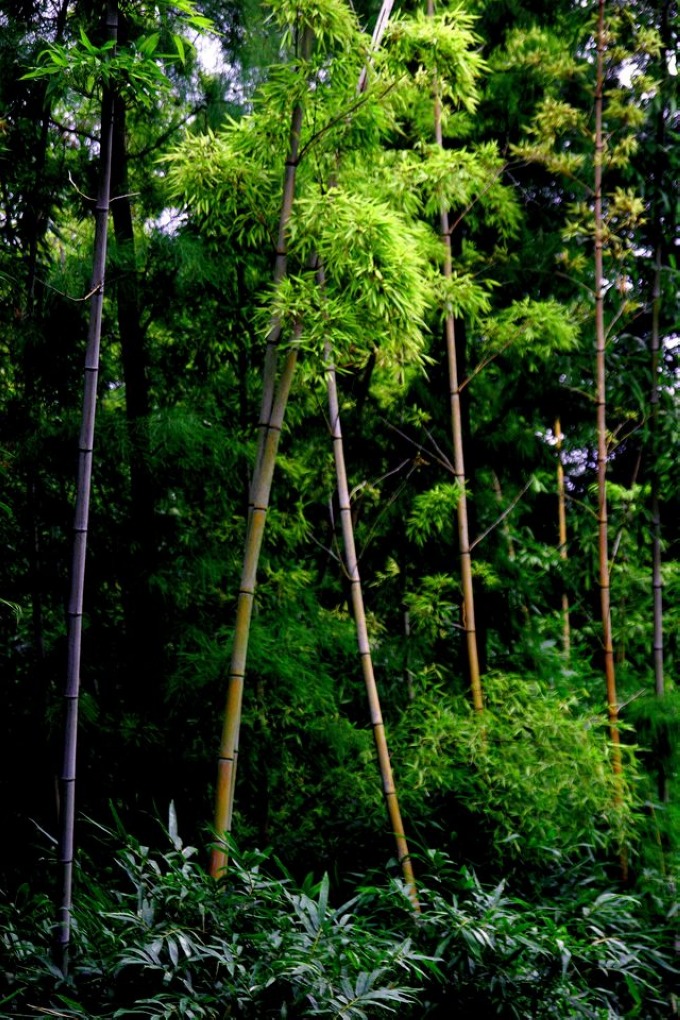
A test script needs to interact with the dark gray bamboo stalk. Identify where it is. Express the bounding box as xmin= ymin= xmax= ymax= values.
xmin=324 ymin=339 xmax=419 ymax=907
xmin=57 ymin=0 xmax=117 ymax=975
xmin=427 ymin=0 xmax=483 ymax=711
